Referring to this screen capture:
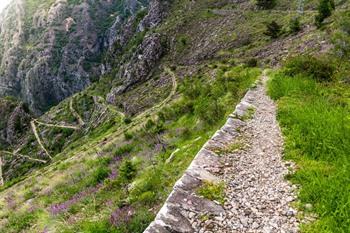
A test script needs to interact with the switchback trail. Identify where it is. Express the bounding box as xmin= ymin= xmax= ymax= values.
xmin=69 ymin=98 xmax=85 ymax=126
xmin=30 ymin=120 xmax=52 ymax=160
xmin=1 ymin=67 xmax=178 ymax=188
xmin=145 ymin=71 xmax=299 ymax=233
xmin=134 ymin=67 xmax=177 ymax=121
xmin=67 ymin=66 xmax=178 ymax=160
xmin=0 ymin=151 xmax=47 ymax=164
xmin=34 ymin=119 xmax=80 ymax=130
